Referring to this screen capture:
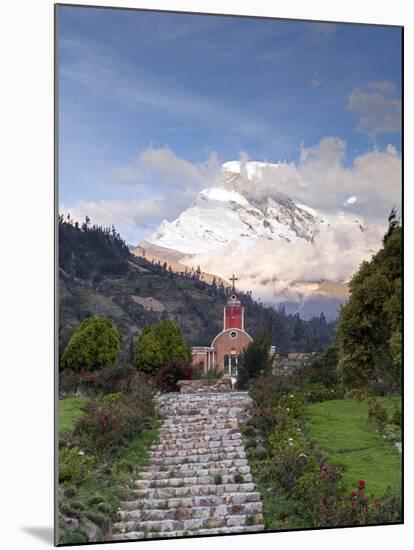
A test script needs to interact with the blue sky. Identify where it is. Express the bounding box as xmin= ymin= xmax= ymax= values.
xmin=58 ymin=6 xmax=402 ymax=243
